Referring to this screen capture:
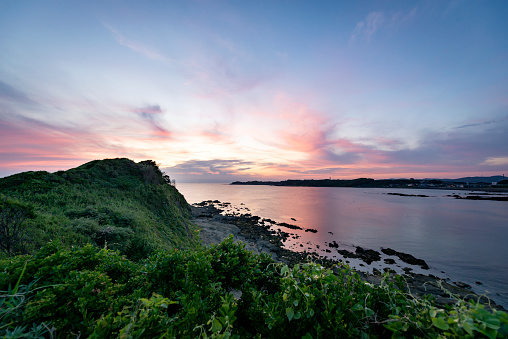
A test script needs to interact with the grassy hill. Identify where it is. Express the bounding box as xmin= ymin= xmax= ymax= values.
xmin=0 ymin=158 xmax=196 ymax=260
